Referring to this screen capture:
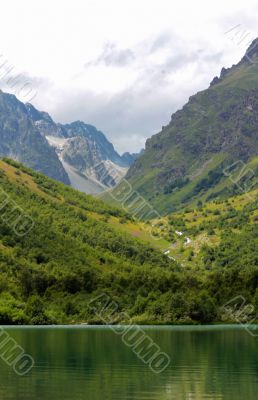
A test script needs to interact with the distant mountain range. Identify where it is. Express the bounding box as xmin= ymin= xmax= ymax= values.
xmin=0 ymin=91 xmax=139 ymax=194
xmin=121 ymin=39 xmax=258 ymax=213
